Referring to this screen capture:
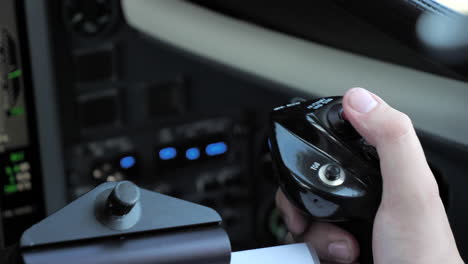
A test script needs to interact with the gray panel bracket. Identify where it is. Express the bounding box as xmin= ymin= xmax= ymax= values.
xmin=18 ymin=181 xmax=231 ymax=264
